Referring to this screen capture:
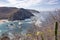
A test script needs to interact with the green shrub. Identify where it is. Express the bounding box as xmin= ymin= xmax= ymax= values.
xmin=55 ymin=22 xmax=58 ymax=40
